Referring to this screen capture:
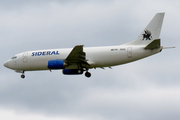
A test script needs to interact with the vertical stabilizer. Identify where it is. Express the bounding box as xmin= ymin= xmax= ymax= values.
xmin=124 ymin=13 xmax=165 ymax=45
